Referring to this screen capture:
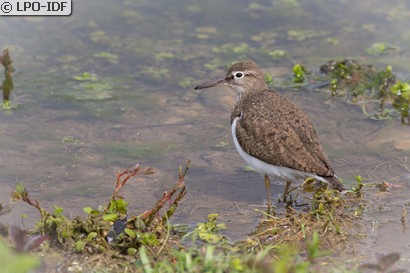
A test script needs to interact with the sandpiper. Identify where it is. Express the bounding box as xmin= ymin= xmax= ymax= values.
xmin=195 ymin=60 xmax=343 ymax=209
